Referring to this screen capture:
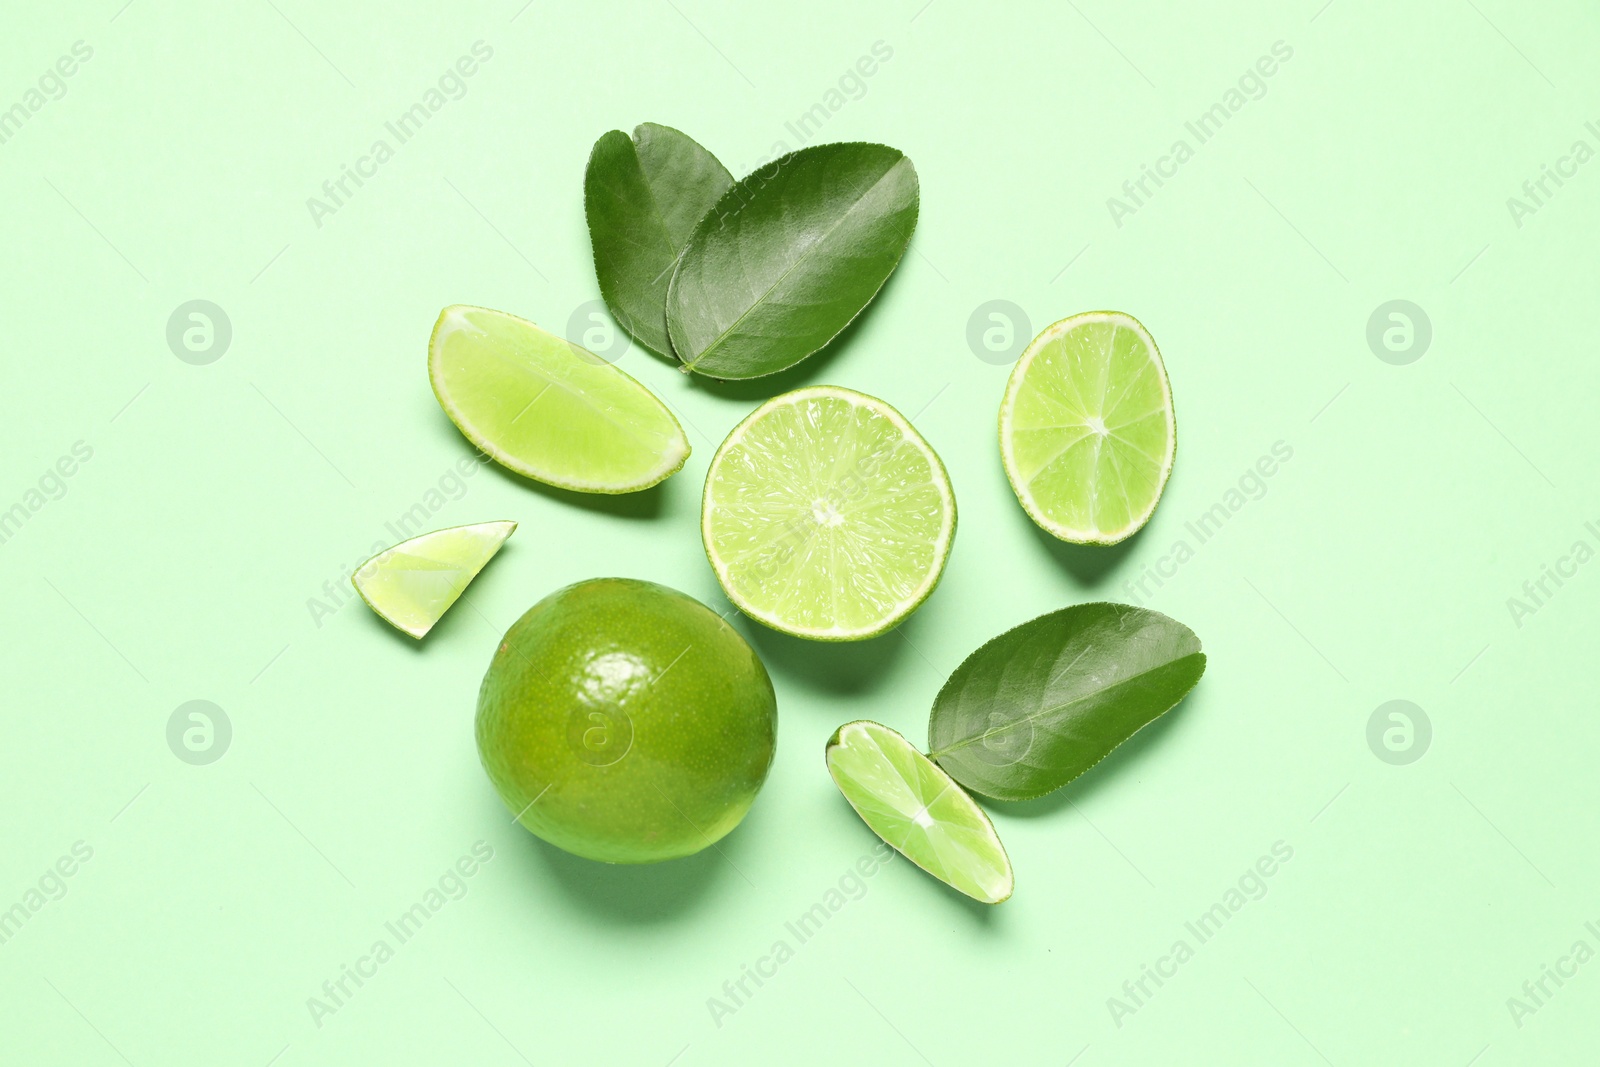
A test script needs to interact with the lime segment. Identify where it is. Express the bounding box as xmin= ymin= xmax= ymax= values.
xmin=1000 ymin=311 xmax=1175 ymax=544
xmin=429 ymin=305 xmax=690 ymax=493
xmin=352 ymin=520 xmax=515 ymax=638
xmin=826 ymin=720 xmax=1013 ymax=904
xmin=701 ymin=386 xmax=955 ymax=641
